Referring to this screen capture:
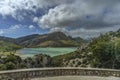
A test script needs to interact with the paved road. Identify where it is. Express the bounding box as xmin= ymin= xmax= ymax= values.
xmin=31 ymin=76 xmax=120 ymax=80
